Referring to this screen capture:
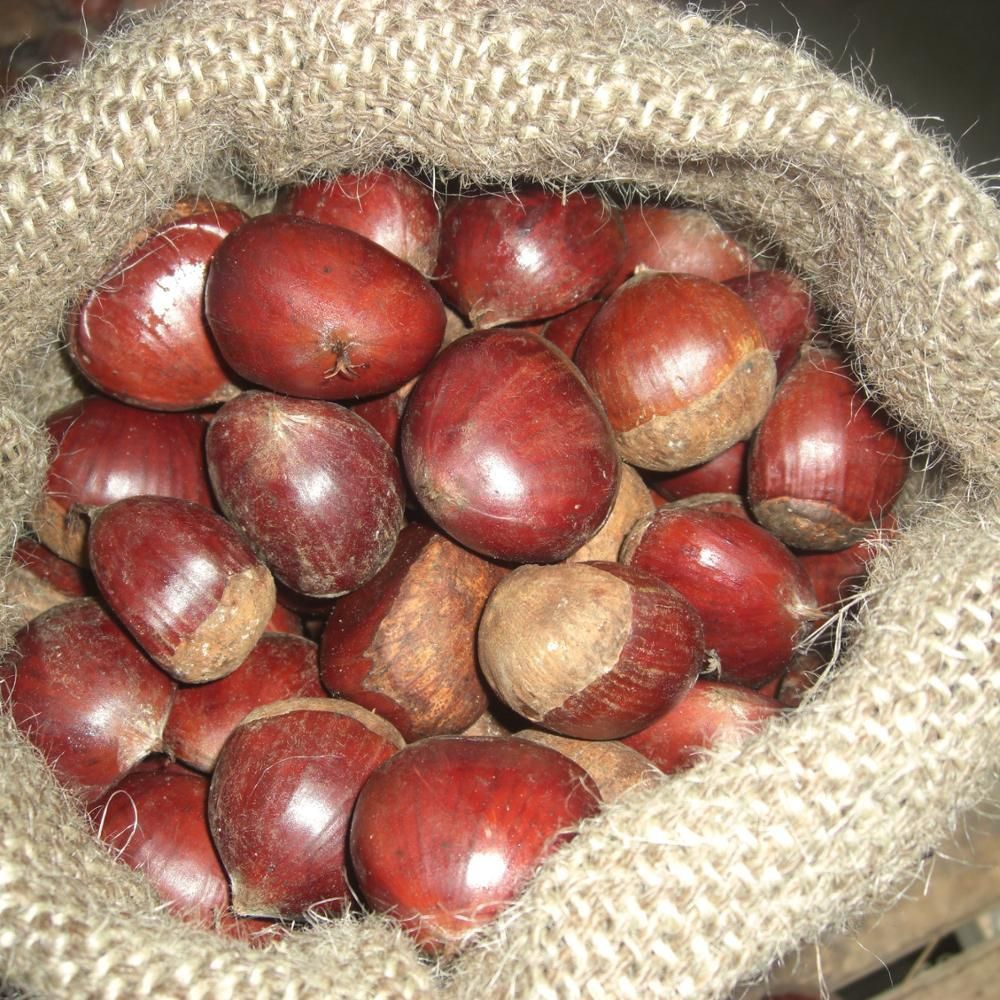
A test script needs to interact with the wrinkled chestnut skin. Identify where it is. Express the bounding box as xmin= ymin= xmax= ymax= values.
xmin=209 ymin=699 xmax=404 ymax=919
xmin=89 ymin=495 xmax=276 ymax=683
xmin=320 ymin=523 xmax=504 ymax=741
xmin=90 ymin=767 xmax=230 ymax=929
xmin=575 ymin=272 xmax=776 ymax=472
xmin=622 ymin=506 xmax=818 ymax=687
xmin=33 ymin=396 xmax=215 ymax=566
xmin=623 ymin=679 xmax=783 ymax=773
xmin=165 ymin=633 xmax=324 ymax=772
xmin=0 ymin=598 xmax=175 ymax=801
xmin=349 ymin=735 xmax=602 ymax=956
xmin=401 ymin=331 xmax=620 ymax=563
xmin=205 ymin=213 xmax=445 ymax=400
xmin=435 ymin=187 xmax=624 ymax=327
xmin=68 ymin=201 xmax=245 ymax=410
xmin=206 ymin=391 xmax=406 ymax=597
xmin=748 ymin=347 xmax=910 ymax=551
xmin=276 ymin=168 xmax=441 ymax=274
